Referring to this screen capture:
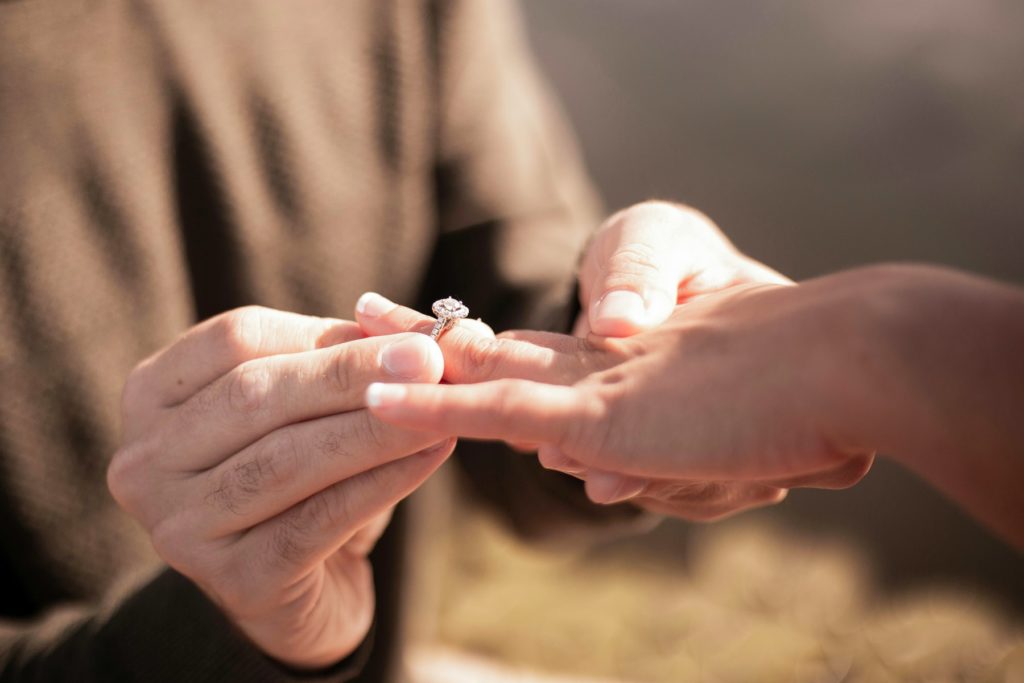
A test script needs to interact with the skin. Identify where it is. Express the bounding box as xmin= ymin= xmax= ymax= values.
xmin=107 ymin=200 xmax=1022 ymax=670
xmin=356 ymin=287 xmax=873 ymax=522
xmin=364 ymin=210 xmax=1024 ymax=549
xmin=107 ymin=307 xmax=456 ymax=668
xmin=354 ymin=201 xmax=868 ymax=521
xmin=107 ymin=200 xmax=779 ymax=667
